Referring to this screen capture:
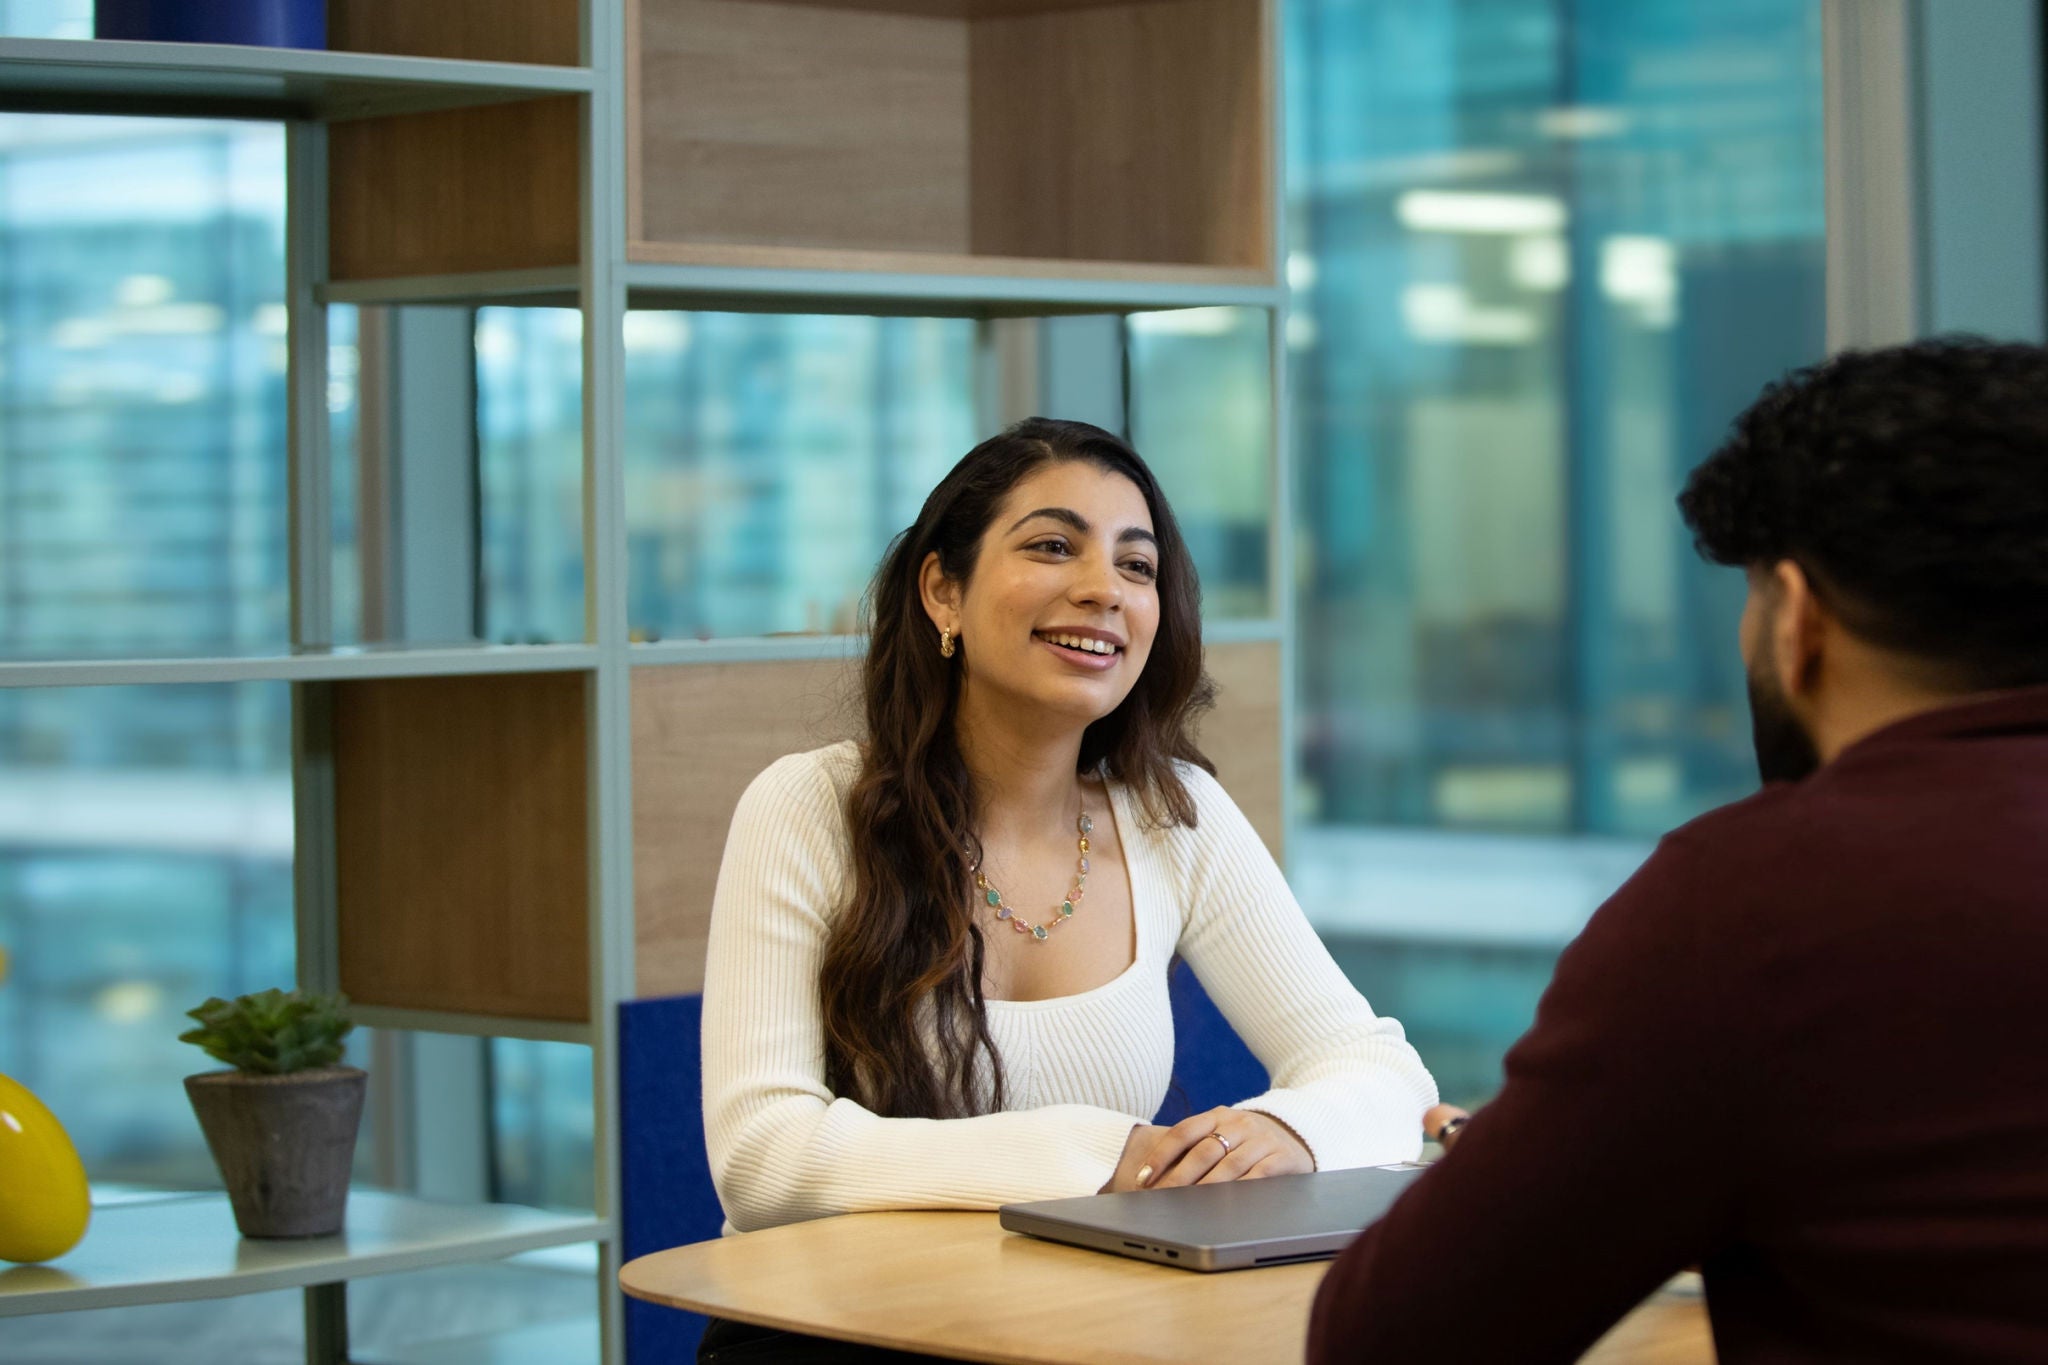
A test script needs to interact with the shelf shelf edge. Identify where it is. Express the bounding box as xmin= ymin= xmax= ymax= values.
xmin=349 ymin=1005 xmax=595 ymax=1045
xmin=0 ymin=646 xmax=602 ymax=690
